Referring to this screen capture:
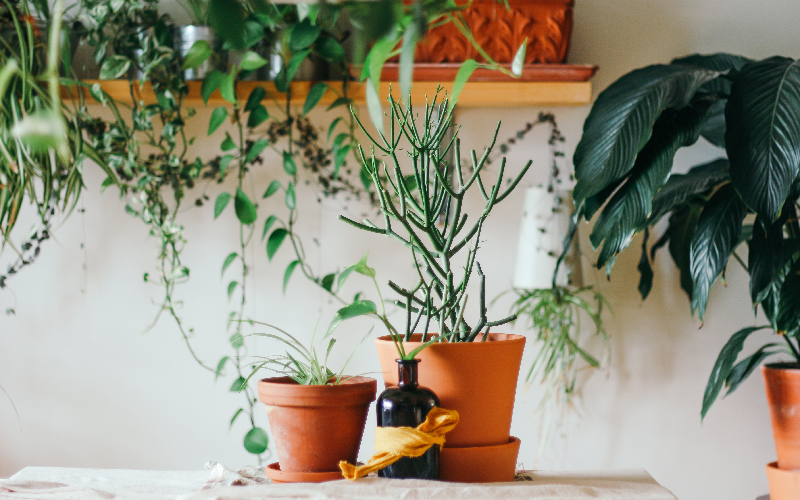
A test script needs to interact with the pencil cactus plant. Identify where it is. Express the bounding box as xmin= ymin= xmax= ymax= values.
xmin=339 ymin=92 xmax=531 ymax=347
